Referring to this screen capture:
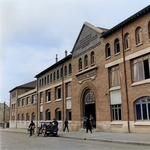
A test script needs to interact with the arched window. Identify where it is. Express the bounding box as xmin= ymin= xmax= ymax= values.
xmin=42 ymin=78 xmax=44 ymax=86
xmin=21 ymin=113 xmax=24 ymax=121
xmin=31 ymin=112 xmax=35 ymax=121
xmin=18 ymin=114 xmax=20 ymax=120
xmin=55 ymin=108 xmax=61 ymax=120
xmin=124 ymin=33 xmax=130 ymax=50
xmin=105 ymin=43 xmax=111 ymax=58
xmin=91 ymin=51 xmax=94 ymax=65
xmin=69 ymin=63 xmax=72 ymax=75
xmin=47 ymin=75 xmax=49 ymax=84
xmin=148 ymin=21 xmax=150 ymax=40
xmin=45 ymin=76 xmax=46 ymax=85
xmin=134 ymin=96 xmax=150 ymax=120
xmin=53 ymin=72 xmax=55 ymax=81
xmin=57 ymin=70 xmax=59 ymax=80
xmin=39 ymin=79 xmax=41 ymax=87
xmin=84 ymin=55 xmax=88 ymax=68
xmin=50 ymin=73 xmax=52 ymax=83
xmin=45 ymin=109 xmax=51 ymax=120
xmin=114 ymin=38 xmax=120 ymax=54
xmin=79 ymin=58 xmax=82 ymax=71
xmin=64 ymin=66 xmax=67 ymax=76
xmin=61 ymin=68 xmax=63 ymax=78
xmin=135 ymin=26 xmax=142 ymax=45
xmin=26 ymin=113 xmax=30 ymax=121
